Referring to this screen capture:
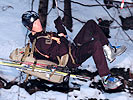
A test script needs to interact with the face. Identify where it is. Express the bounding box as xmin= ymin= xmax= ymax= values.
xmin=32 ymin=19 xmax=43 ymax=32
xmin=98 ymin=18 xmax=102 ymax=23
